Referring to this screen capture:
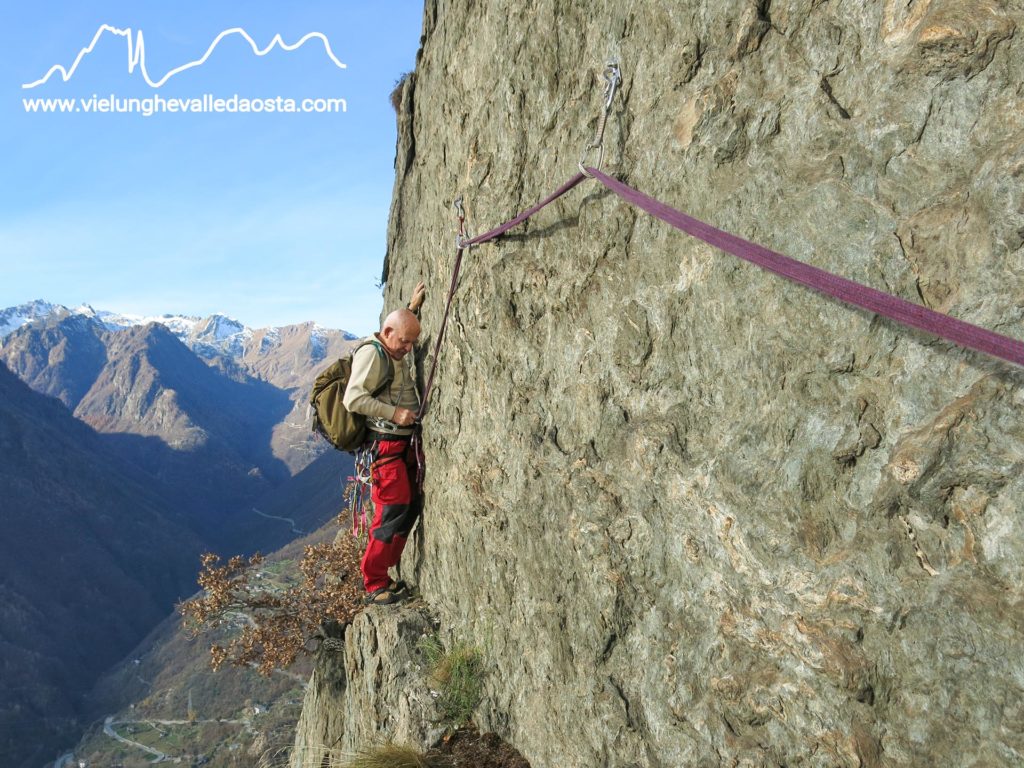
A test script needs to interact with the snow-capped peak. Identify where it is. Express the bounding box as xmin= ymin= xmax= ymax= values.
xmin=72 ymin=303 xmax=98 ymax=318
xmin=0 ymin=301 xmax=351 ymax=362
xmin=94 ymin=310 xmax=200 ymax=334
xmin=189 ymin=314 xmax=251 ymax=359
xmin=0 ymin=300 xmax=63 ymax=340
xmin=195 ymin=314 xmax=246 ymax=341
